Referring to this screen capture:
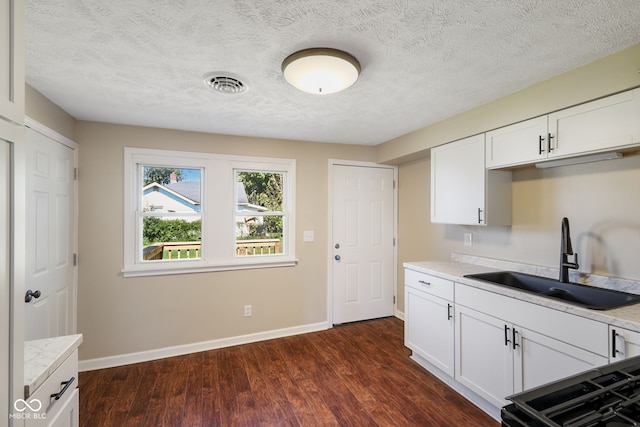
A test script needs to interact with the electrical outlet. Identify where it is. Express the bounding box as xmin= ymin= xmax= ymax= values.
xmin=464 ymin=233 xmax=473 ymax=247
xmin=244 ymin=305 xmax=252 ymax=317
